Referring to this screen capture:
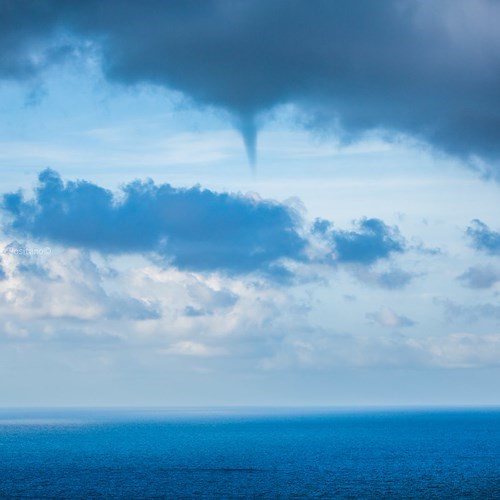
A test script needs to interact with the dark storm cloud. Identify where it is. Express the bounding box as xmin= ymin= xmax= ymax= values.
xmin=1 ymin=170 xmax=409 ymax=280
xmin=0 ymin=0 xmax=74 ymax=80
xmin=1 ymin=0 xmax=500 ymax=172
xmin=466 ymin=220 xmax=500 ymax=255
